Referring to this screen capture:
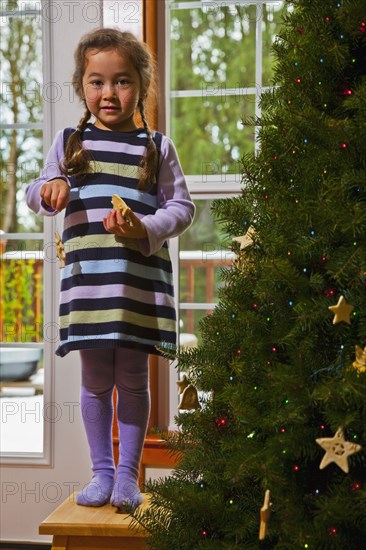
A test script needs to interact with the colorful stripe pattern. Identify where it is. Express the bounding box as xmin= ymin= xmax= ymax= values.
xmin=56 ymin=125 xmax=176 ymax=357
